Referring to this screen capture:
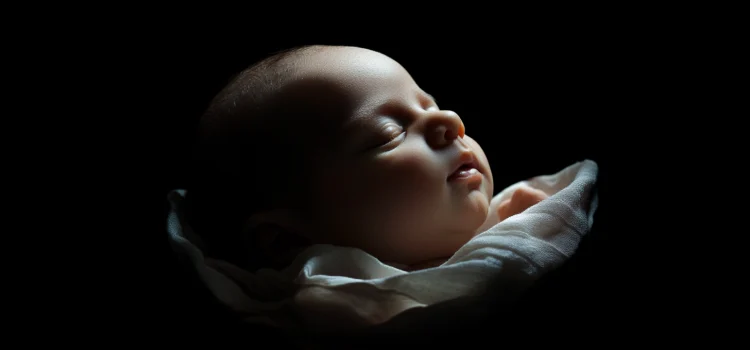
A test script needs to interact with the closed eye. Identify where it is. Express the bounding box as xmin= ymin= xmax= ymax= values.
xmin=370 ymin=122 xmax=405 ymax=150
